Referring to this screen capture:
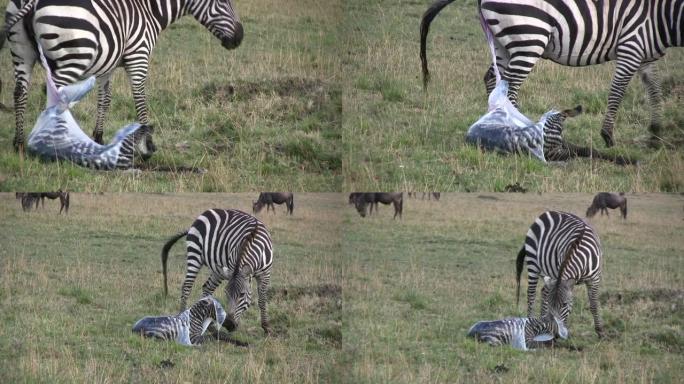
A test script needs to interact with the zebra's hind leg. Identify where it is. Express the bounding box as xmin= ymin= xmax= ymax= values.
xmin=179 ymin=260 xmax=203 ymax=311
xmin=93 ymin=76 xmax=113 ymax=145
xmin=256 ymin=273 xmax=272 ymax=335
xmin=586 ymin=280 xmax=605 ymax=338
xmin=638 ymin=61 xmax=664 ymax=148
xmin=540 ymin=284 xmax=550 ymax=318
